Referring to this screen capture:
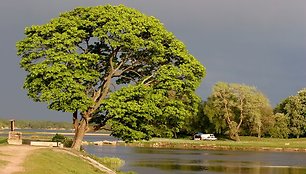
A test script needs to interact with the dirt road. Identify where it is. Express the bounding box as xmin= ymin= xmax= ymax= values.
xmin=0 ymin=145 xmax=42 ymax=174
